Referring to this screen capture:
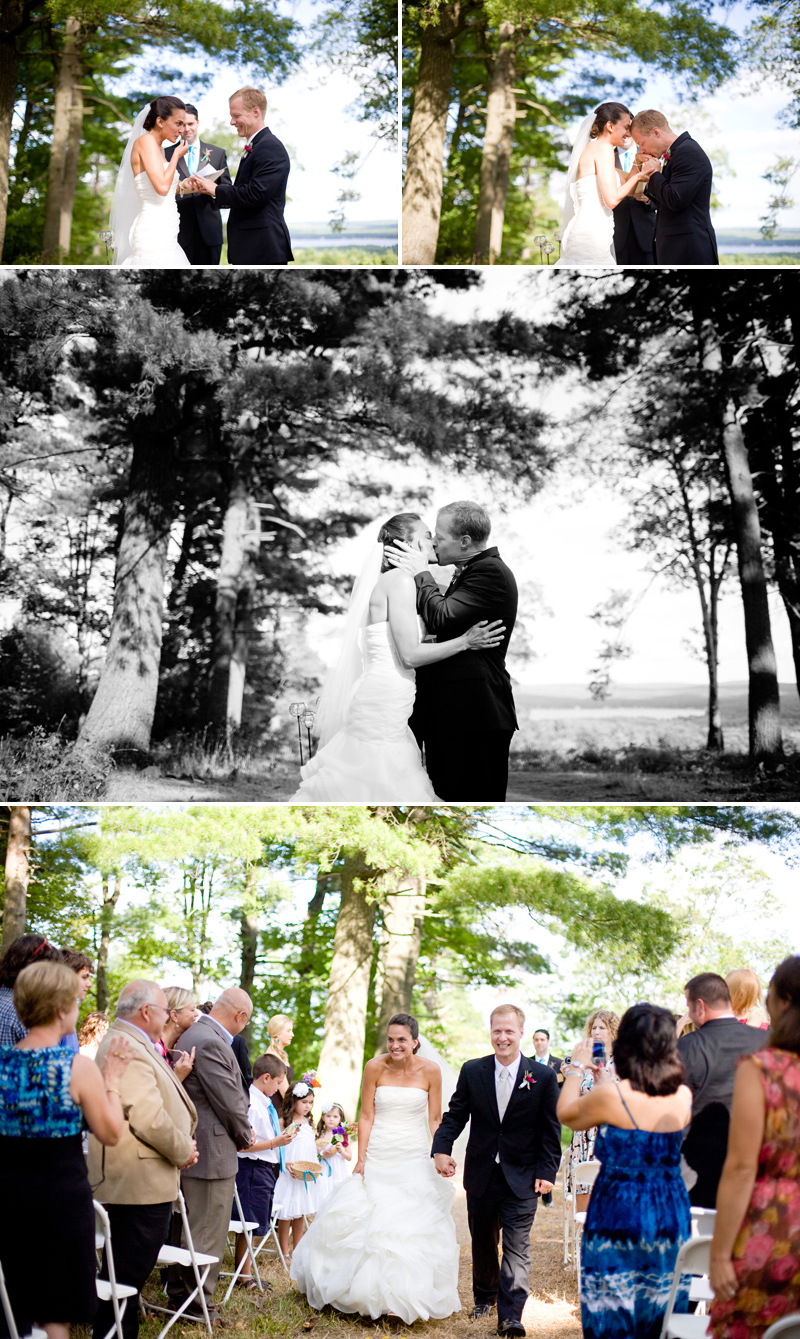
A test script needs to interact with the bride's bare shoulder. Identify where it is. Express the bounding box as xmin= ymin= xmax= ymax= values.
xmin=382 ymin=567 xmax=415 ymax=589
